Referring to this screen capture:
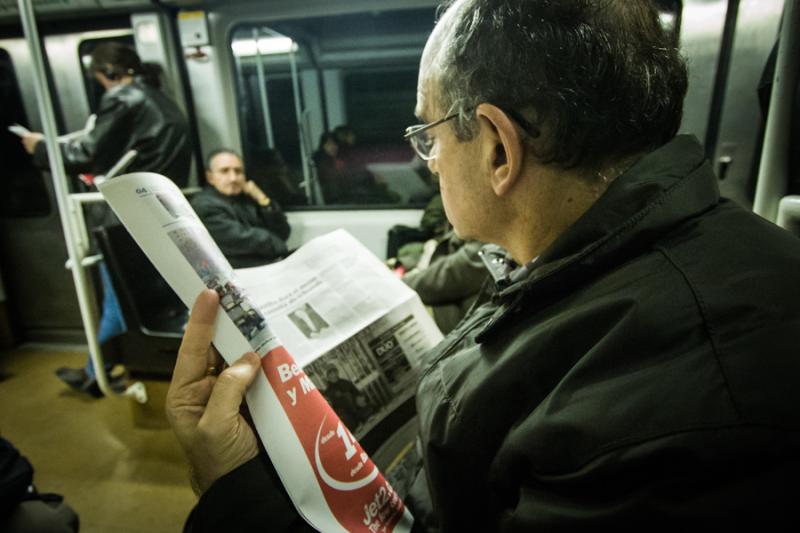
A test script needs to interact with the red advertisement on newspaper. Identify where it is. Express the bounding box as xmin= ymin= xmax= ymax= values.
xmin=261 ymin=345 xmax=413 ymax=533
